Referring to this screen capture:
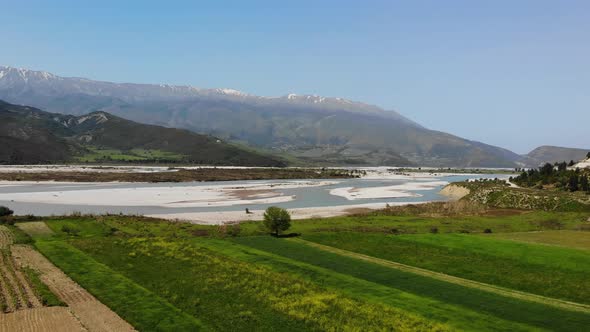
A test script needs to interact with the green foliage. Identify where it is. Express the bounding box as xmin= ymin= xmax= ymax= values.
xmin=513 ymin=162 xmax=590 ymax=193
xmin=0 ymin=206 xmax=14 ymax=217
xmin=69 ymin=236 xmax=444 ymax=331
xmin=263 ymin=207 xmax=291 ymax=236
xmin=22 ymin=267 xmax=65 ymax=306
xmin=235 ymin=236 xmax=590 ymax=332
xmin=302 ymin=232 xmax=590 ymax=304
xmin=60 ymin=225 xmax=80 ymax=236
xmin=27 ymin=215 xmax=590 ymax=331
xmin=459 ymin=181 xmax=590 ymax=211
xmin=34 ymin=240 xmax=203 ymax=331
